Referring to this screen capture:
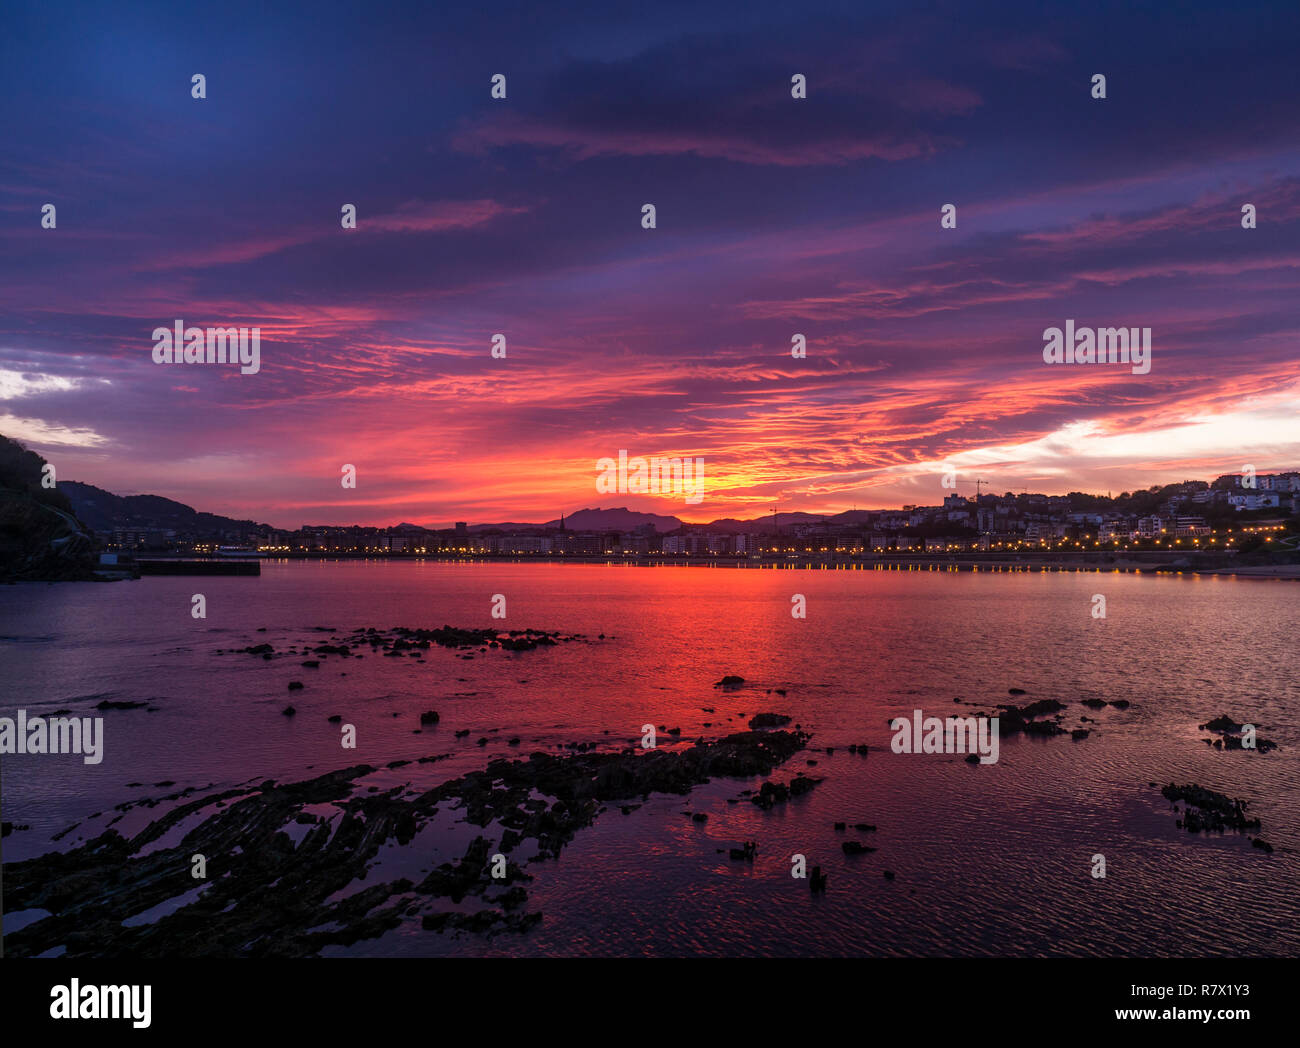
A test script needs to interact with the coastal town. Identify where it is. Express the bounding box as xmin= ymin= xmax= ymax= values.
xmin=95 ymin=471 xmax=1299 ymax=562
